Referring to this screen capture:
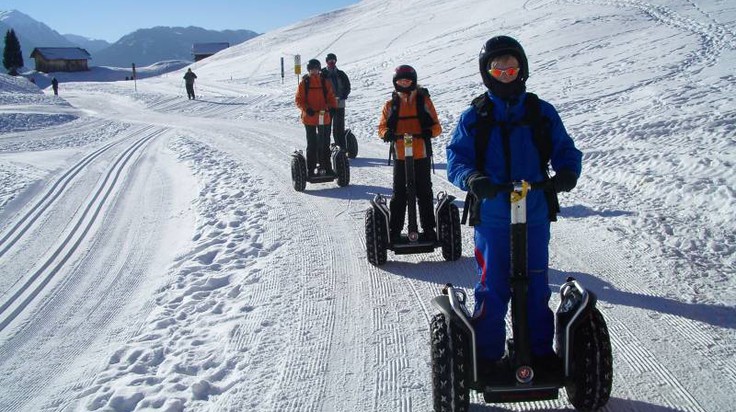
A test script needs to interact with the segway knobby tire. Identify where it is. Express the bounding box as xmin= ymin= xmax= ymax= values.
xmin=431 ymin=314 xmax=470 ymax=412
xmin=335 ymin=150 xmax=350 ymax=187
xmin=365 ymin=207 xmax=387 ymax=266
xmin=345 ymin=129 xmax=358 ymax=159
xmin=565 ymin=308 xmax=613 ymax=411
xmin=439 ymin=203 xmax=462 ymax=261
xmin=291 ymin=155 xmax=307 ymax=192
